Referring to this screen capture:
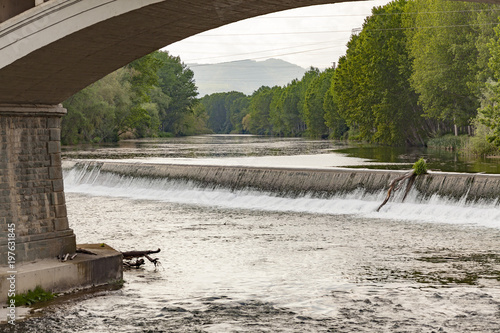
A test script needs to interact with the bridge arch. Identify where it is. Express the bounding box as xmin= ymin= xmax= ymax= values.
xmin=0 ymin=0 xmax=348 ymax=105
